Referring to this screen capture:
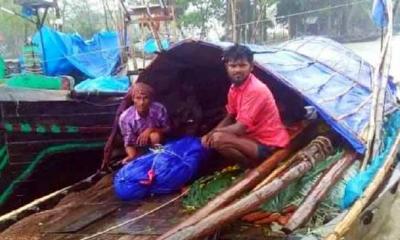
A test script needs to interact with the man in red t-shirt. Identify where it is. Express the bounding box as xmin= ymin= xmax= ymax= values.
xmin=201 ymin=44 xmax=289 ymax=167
